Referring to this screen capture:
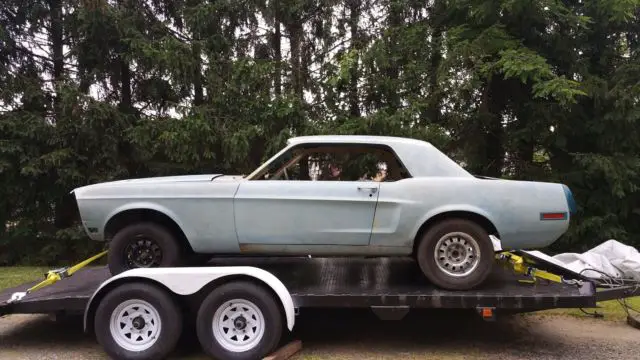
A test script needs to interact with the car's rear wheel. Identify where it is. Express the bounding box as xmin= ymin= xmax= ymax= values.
xmin=108 ymin=222 xmax=184 ymax=275
xmin=416 ymin=218 xmax=494 ymax=290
